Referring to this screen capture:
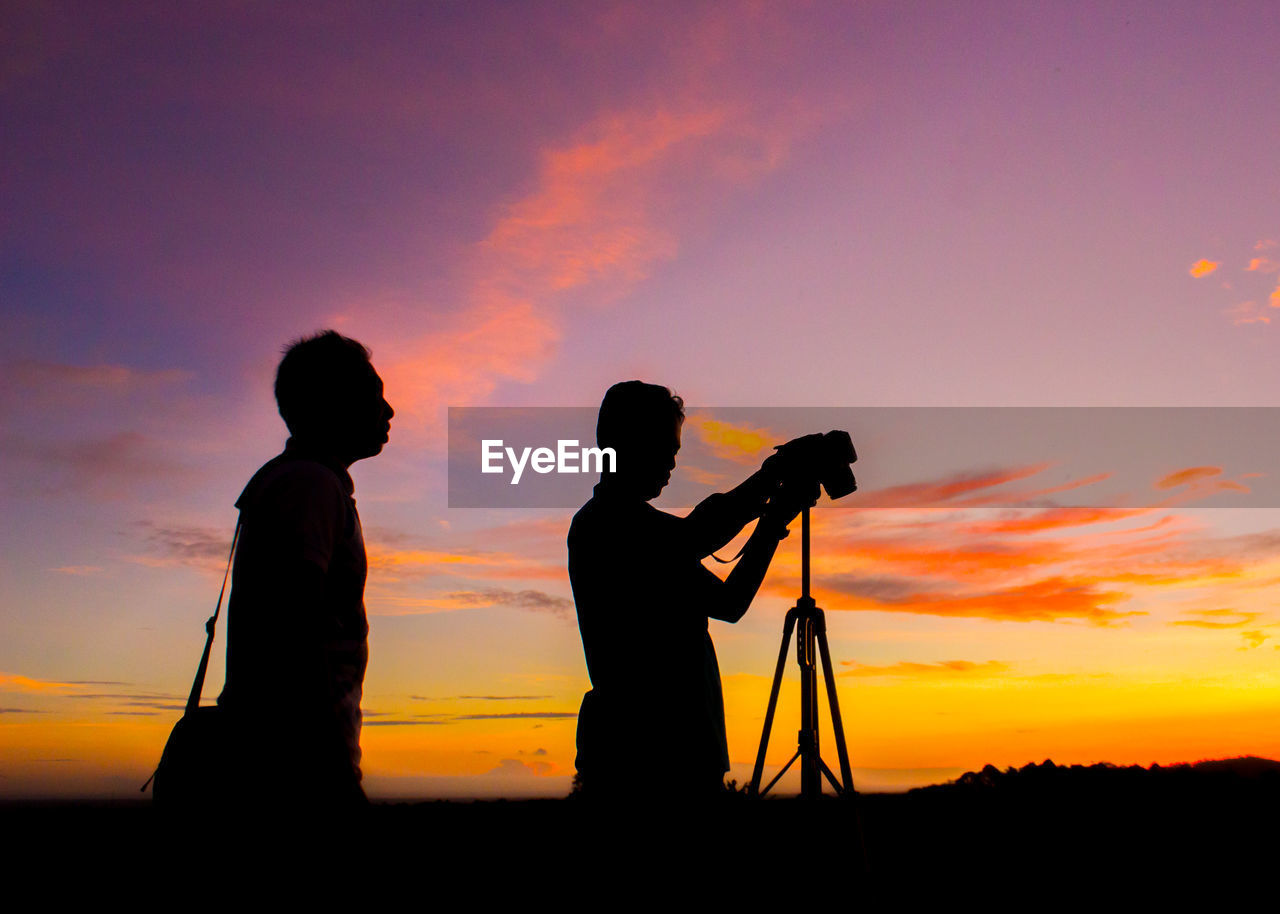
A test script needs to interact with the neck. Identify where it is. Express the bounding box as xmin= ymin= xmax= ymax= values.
xmin=287 ymin=436 xmax=357 ymax=469
xmin=597 ymin=474 xmax=653 ymax=501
